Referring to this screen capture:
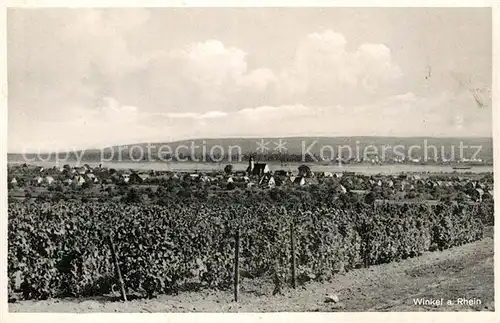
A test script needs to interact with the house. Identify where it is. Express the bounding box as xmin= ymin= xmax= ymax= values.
xmin=76 ymin=166 xmax=87 ymax=175
xmin=227 ymin=177 xmax=234 ymax=183
xmin=293 ymin=176 xmax=306 ymax=186
xmin=322 ymin=172 xmax=333 ymax=178
xmin=44 ymin=176 xmax=55 ymax=185
xmin=409 ymin=174 xmax=422 ymax=181
xmin=73 ymin=176 xmax=86 ymax=186
xmin=253 ymin=164 xmax=270 ymax=176
xmin=259 ymin=174 xmax=276 ymax=188
xmin=333 ymin=173 xmax=343 ymax=178
xmin=395 ymin=180 xmax=410 ymax=191
xmin=10 ymin=177 xmax=18 ymax=185
xmin=64 ymin=178 xmax=73 ymax=186
xmin=303 ymin=177 xmax=319 ymax=186
xmin=32 ymin=176 xmax=43 ymax=185
xmin=200 ymin=175 xmax=210 ymax=183
xmin=426 ymin=181 xmax=438 ymax=189
xmin=246 ymin=157 xmax=269 ymax=176
xmin=86 ymin=173 xmax=99 ymax=183
xmin=121 ymin=173 xmax=131 ymax=183
xmin=414 ymin=179 xmax=426 ymax=186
